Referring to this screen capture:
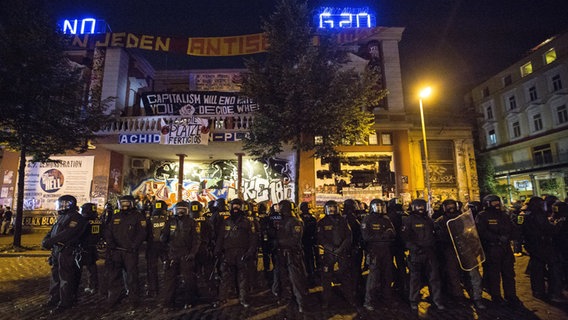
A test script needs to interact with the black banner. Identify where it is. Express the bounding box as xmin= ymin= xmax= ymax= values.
xmin=141 ymin=91 xmax=258 ymax=116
